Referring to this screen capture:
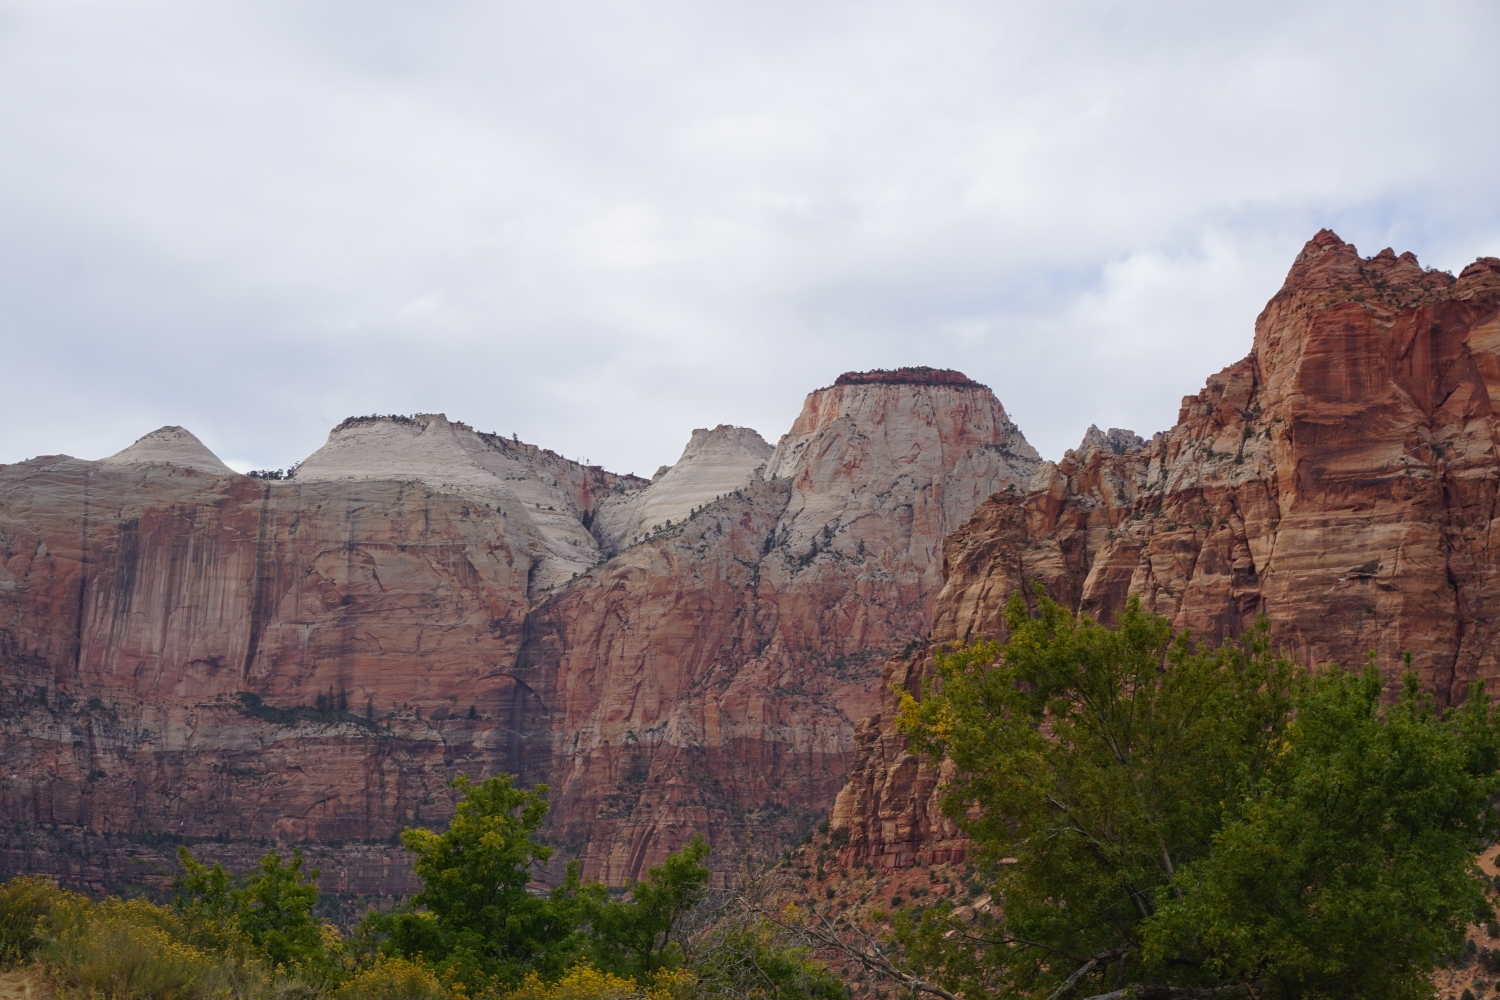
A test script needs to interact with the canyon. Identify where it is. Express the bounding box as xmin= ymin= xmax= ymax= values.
xmin=6 ymin=229 xmax=1500 ymax=898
